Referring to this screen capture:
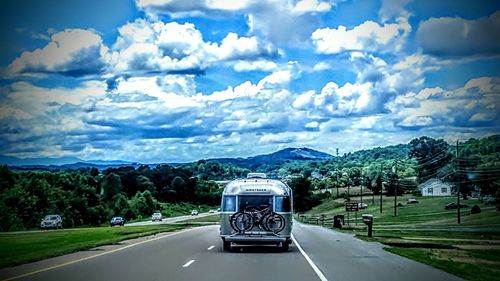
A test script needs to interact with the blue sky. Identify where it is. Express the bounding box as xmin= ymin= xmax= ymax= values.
xmin=0 ymin=0 xmax=499 ymax=163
